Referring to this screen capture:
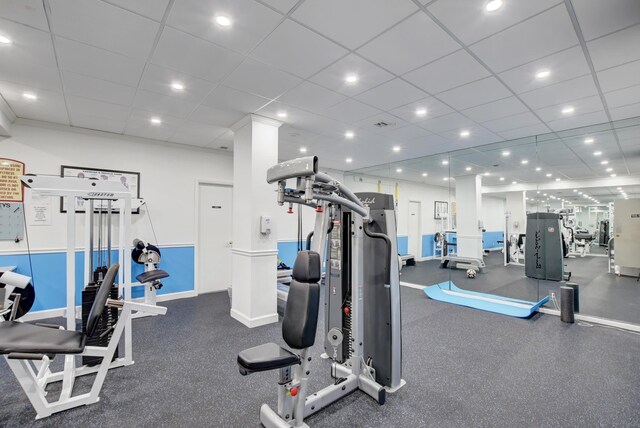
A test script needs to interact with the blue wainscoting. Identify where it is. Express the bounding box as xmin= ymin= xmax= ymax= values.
xmin=483 ymin=231 xmax=504 ymax=250
xmin=421 ymin=234 xmax=436 ymax=258
xmin=0 ymin=245 xmax=194 ymax=313
xmin=397 ymin=236 xmax=408 ymax=256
